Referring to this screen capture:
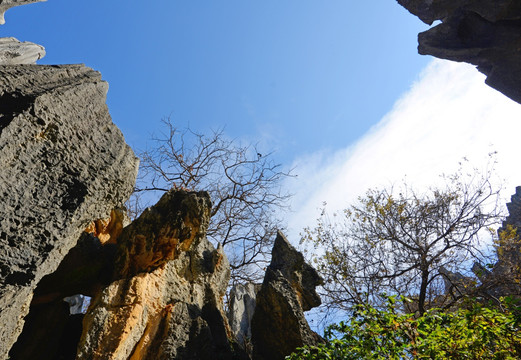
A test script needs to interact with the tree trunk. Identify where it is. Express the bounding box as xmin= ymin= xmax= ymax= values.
xmin=418 ymin=267 xmax=429 ymax=315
